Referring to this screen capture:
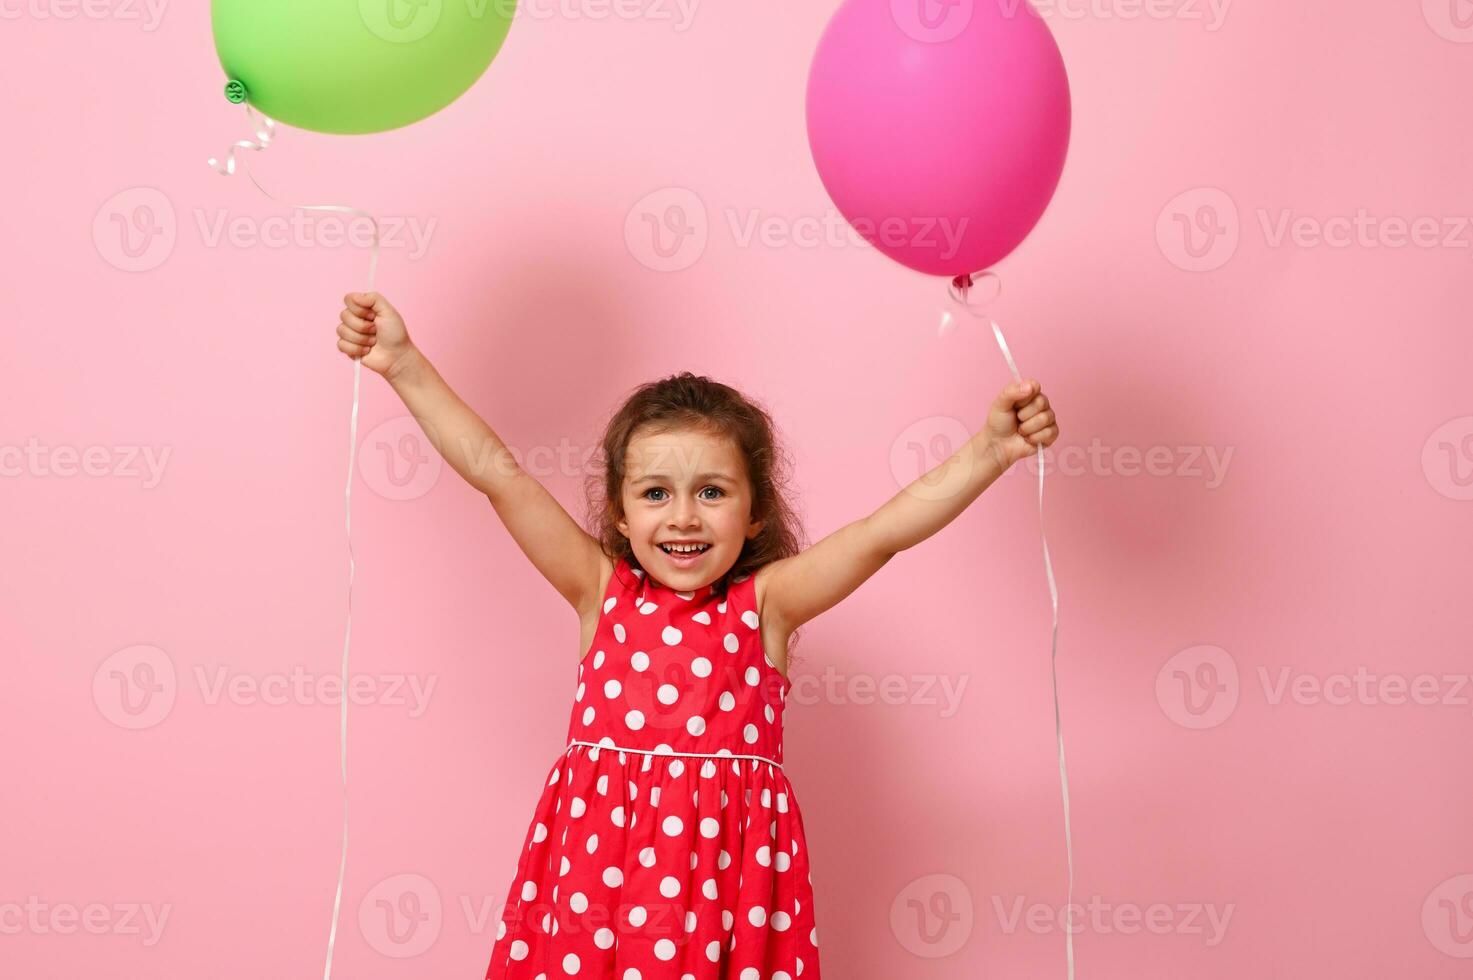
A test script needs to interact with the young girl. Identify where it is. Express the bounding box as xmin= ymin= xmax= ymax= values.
xmin=334 ymin=291 xmax=1059 ymax=979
